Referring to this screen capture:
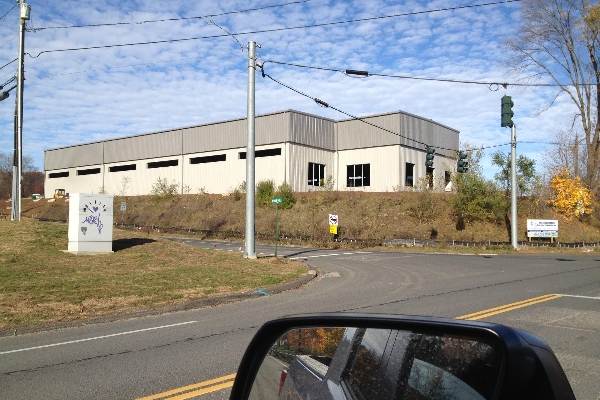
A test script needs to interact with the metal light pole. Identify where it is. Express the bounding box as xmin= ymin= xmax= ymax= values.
xmin=244 ymin=41 xmax=259 ymax=259
xmin=12 ymin=0 xmax=29 ymax=221
xmin=511 ymin=124 xmax=518 ymax=250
